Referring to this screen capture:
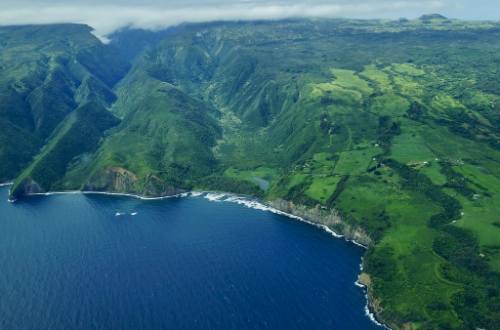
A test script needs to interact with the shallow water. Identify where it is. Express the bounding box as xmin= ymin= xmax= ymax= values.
xmin=0 ymin=187 xmax=380 ymax=329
